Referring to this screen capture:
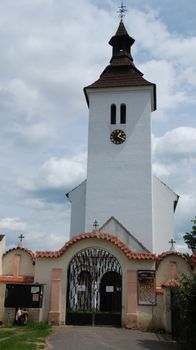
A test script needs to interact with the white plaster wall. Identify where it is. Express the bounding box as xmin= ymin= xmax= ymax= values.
xmin=34 ymin=238 xmax=155 ymax=324
xmin=101 ymin=217 xmax=147 ymax=252
xmin=85 ymin=87 xmax=153 ymax=251
xmin=153 ymin=177 xmax=178 ymax=254
xmin=156 ymin=255 xmax=191 ymax=286
xmin=2 ymin=250 xmax=35 ymax=277
xmin=34 ymin=238 xmax=131 ymax=323
xmin=69 ymin=181 xmax=86 ymax=237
